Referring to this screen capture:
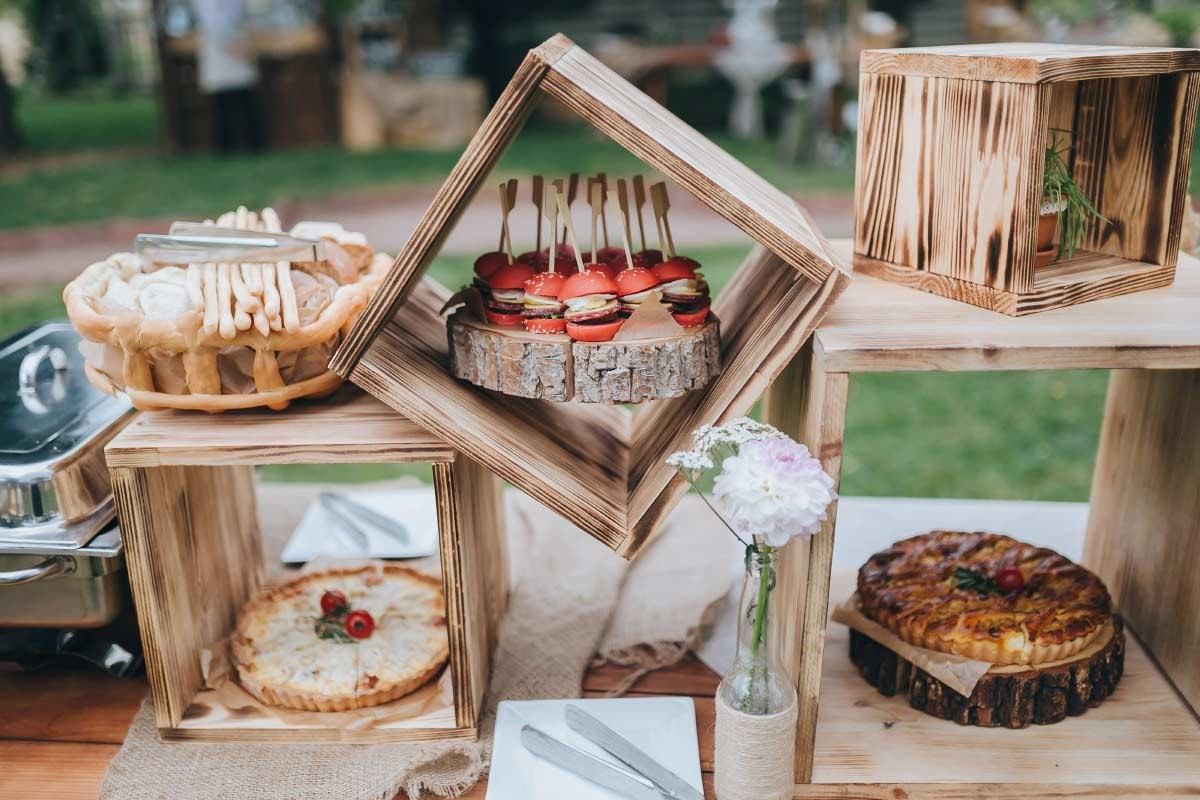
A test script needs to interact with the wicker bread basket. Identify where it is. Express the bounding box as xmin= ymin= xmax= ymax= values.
xmin=63 ymin=207 xmax=388 ymax=412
